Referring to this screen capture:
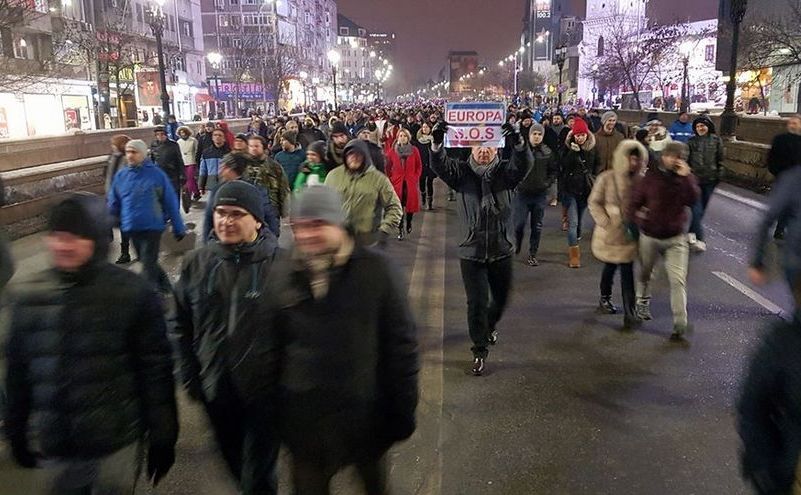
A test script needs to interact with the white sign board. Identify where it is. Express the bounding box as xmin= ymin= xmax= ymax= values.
xmin=444 ymin=101 xmax=506 ymax=148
